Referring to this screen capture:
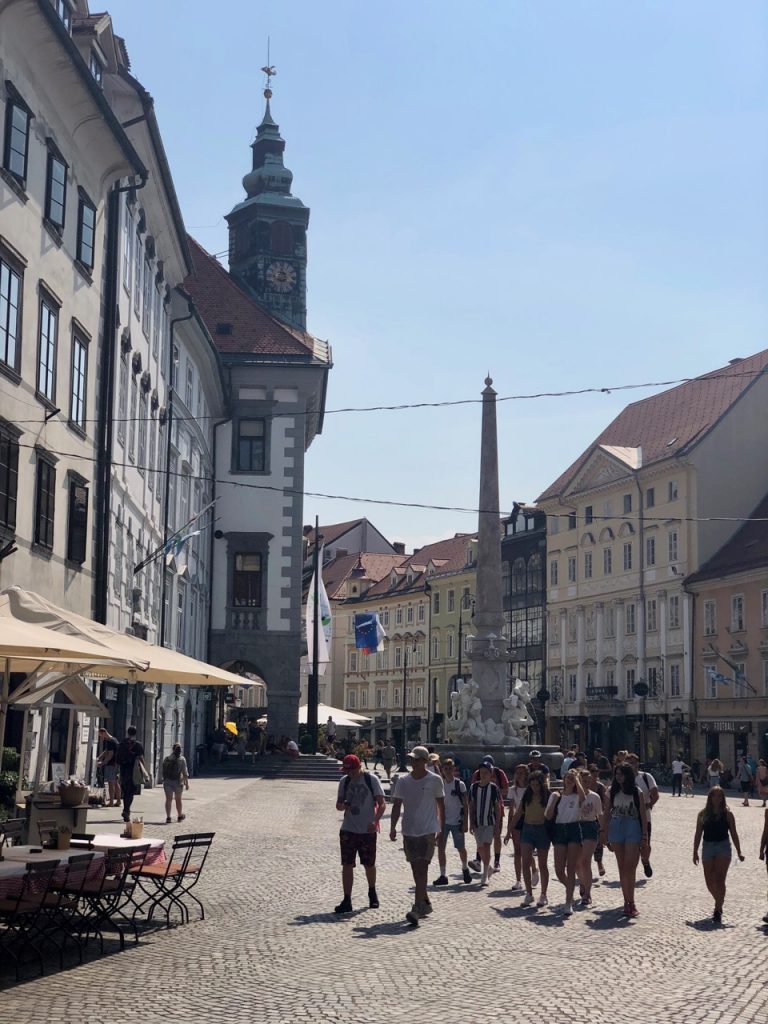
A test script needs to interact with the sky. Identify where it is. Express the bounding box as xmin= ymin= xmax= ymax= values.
xmin=108 ymin=0 xmax=768 ymax=551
